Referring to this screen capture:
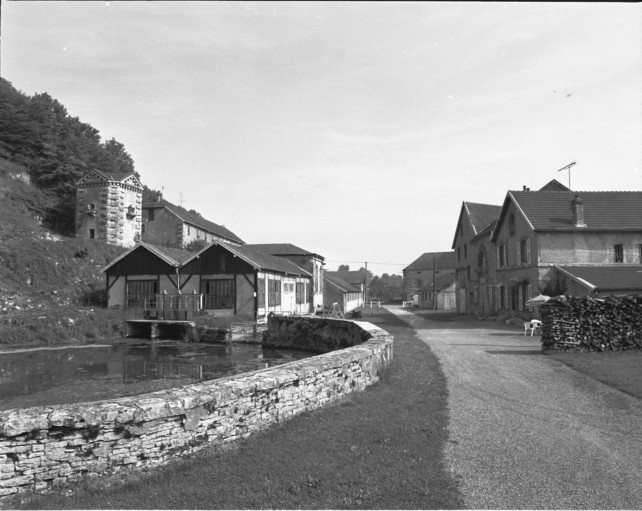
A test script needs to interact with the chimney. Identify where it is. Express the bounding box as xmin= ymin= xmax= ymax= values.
xmin=156 ymin=192 xmax=162 ymax=203
xmin=571 ymin=195 xmax=586 ymax=227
